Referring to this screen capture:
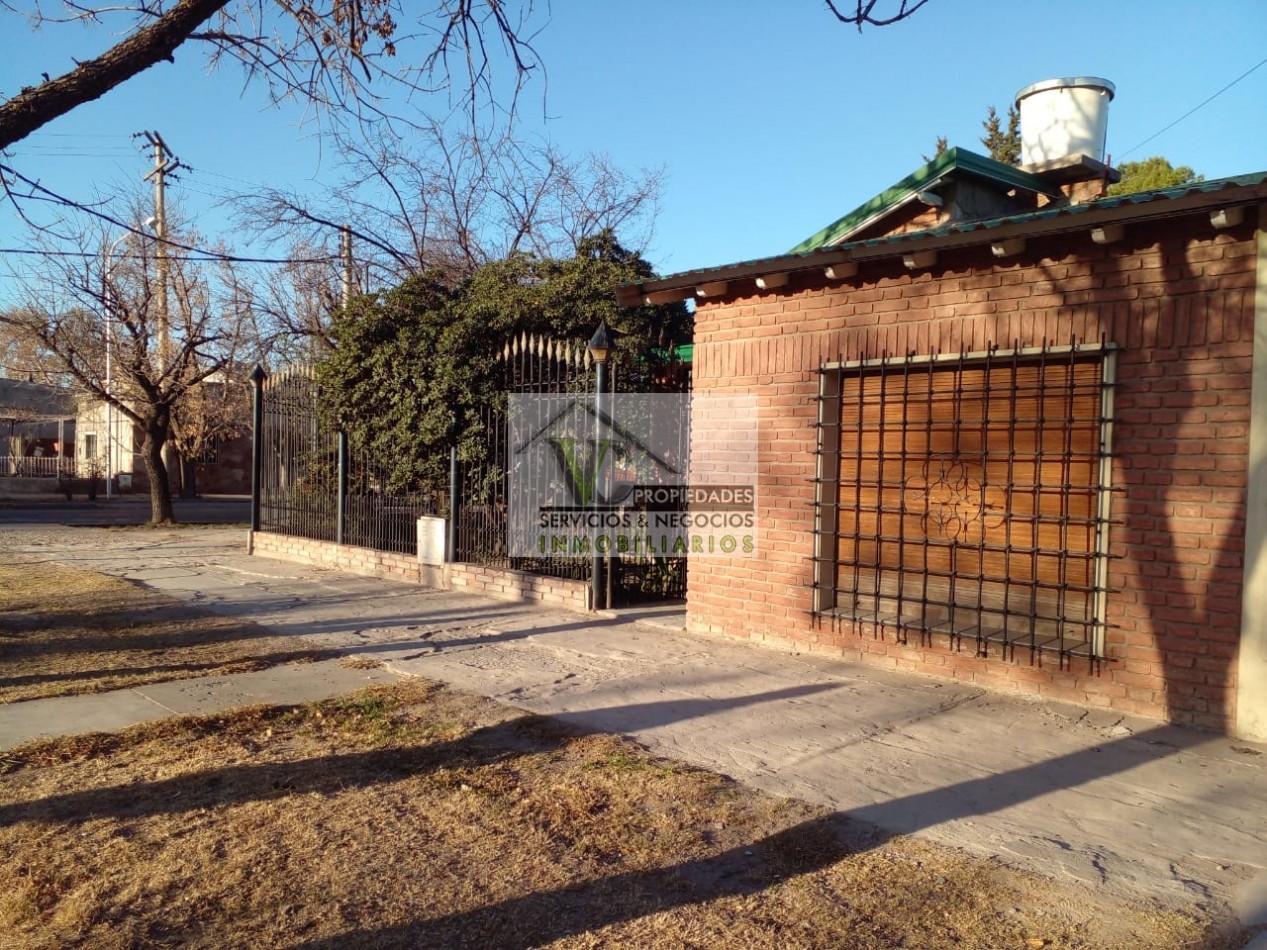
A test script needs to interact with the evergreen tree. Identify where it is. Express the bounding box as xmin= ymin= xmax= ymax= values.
xmin=980 ymin=104 xmax=1022 ymax=165
xmin=923 ymin=135 xmax=949 ymax=164
xmin=317 ymin=232 xmax=692 ymax=493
